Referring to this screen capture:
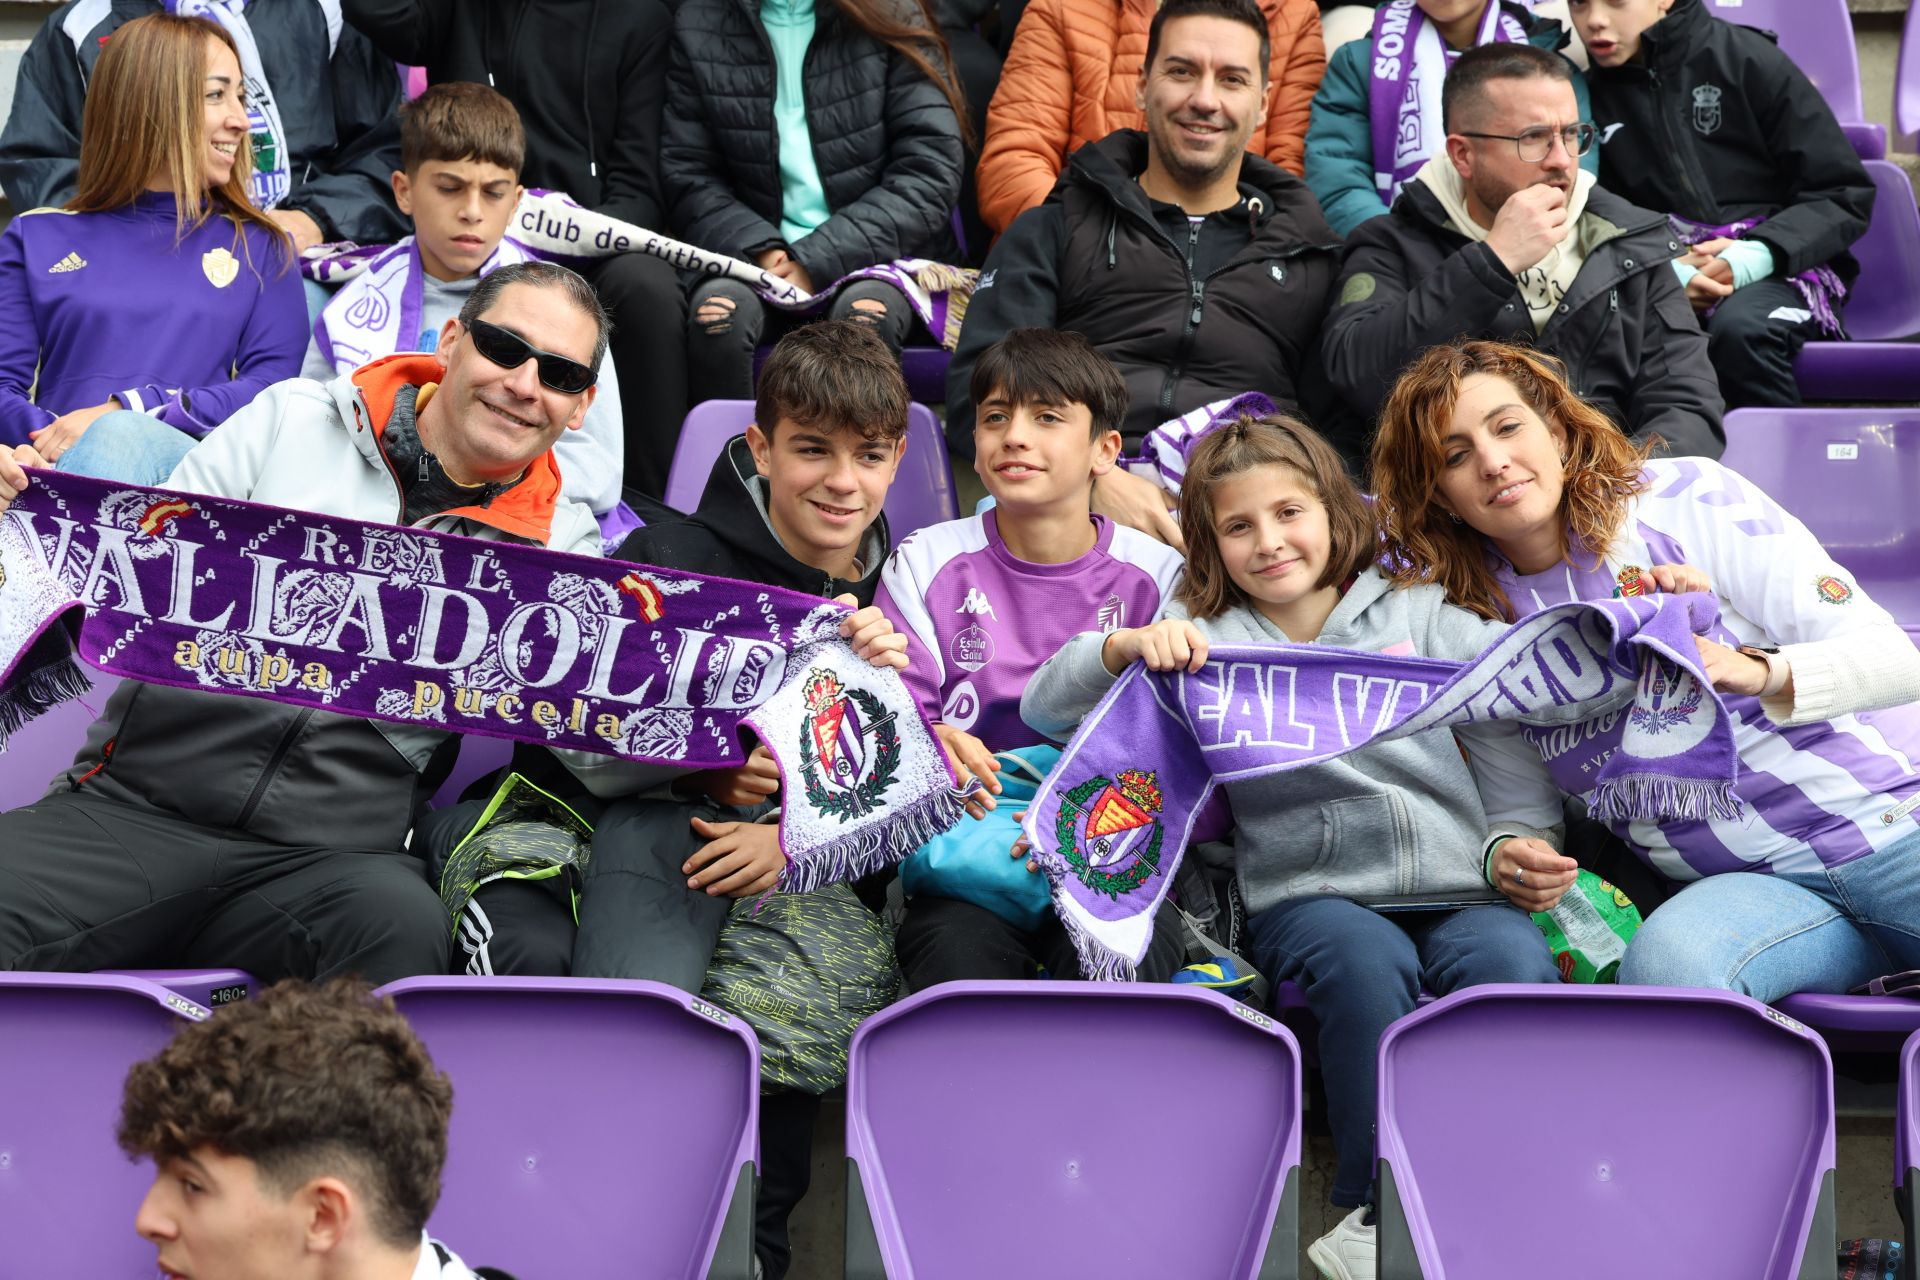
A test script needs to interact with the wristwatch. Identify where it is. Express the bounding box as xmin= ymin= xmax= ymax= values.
xmin=1737 ymin=643 xmax=1790 ymax=698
